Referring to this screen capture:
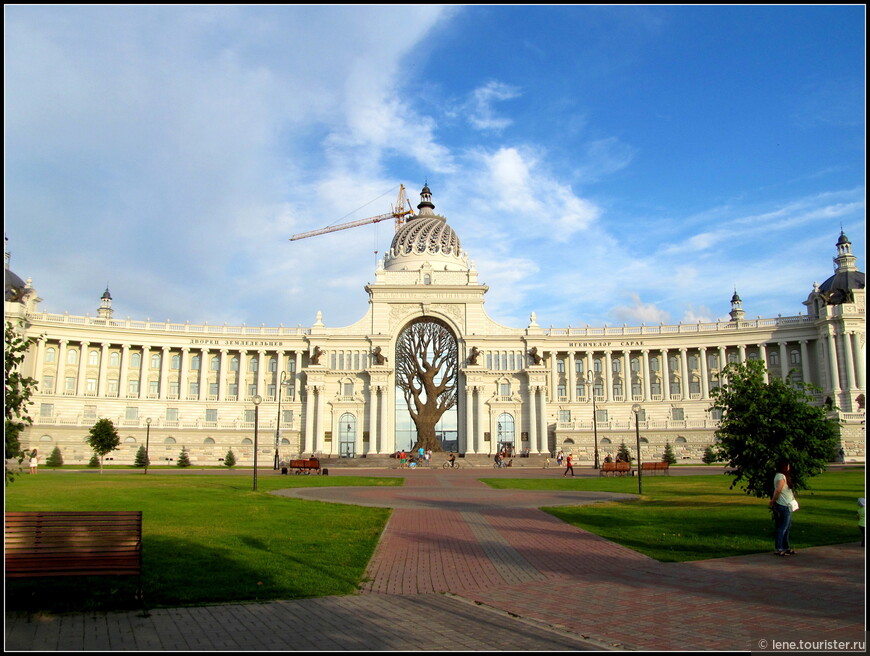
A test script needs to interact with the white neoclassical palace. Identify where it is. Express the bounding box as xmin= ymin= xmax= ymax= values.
xmin=5 ymin=186 xmax=866 ymax=466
